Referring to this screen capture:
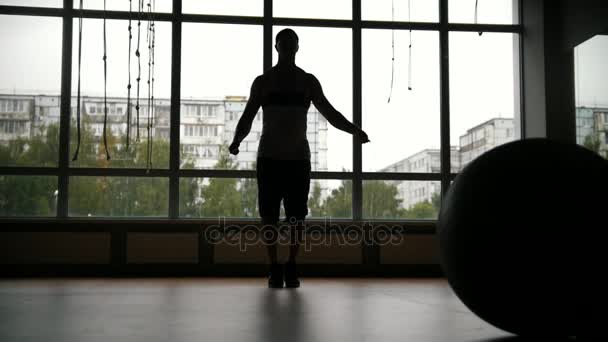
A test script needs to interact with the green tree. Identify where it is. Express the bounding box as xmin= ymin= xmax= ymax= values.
xmin=324 ymin=179 xmax=353 ymax=218
xmin=363 ymin=180 xmax=406 ymax=218
xmin=198 ymin=144 xmax=244 ymax=217
xmin=431 ymin=191 xmax=441 ymax=213
xmin=68 ymin=137 xmax=172 ymax=217
xmin=180 ymin=177 xmax=202 ymax=218
xmin=405 ymin=200 xmax=437 ymax=219
xmin=240 ymin=177 xmax=258 ymax=218
xmin=583 ymin=134 xmax=601 ymax=154
xmin=307 ymin=181 xmax=325 ymax=217
xmin=0 ymin=123 xmax=60 ymax=216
